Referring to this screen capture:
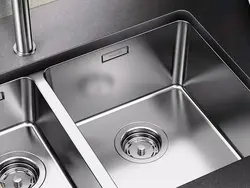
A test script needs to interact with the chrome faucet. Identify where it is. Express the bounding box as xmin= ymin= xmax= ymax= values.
xmin=12 ymin=0 xmax=36 ymax=56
